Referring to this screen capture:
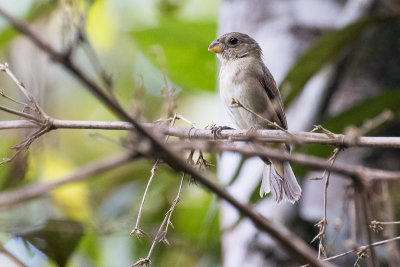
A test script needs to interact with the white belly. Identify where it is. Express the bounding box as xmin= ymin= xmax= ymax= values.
xmin=219 ymin=59 xmax=264 ymax=130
